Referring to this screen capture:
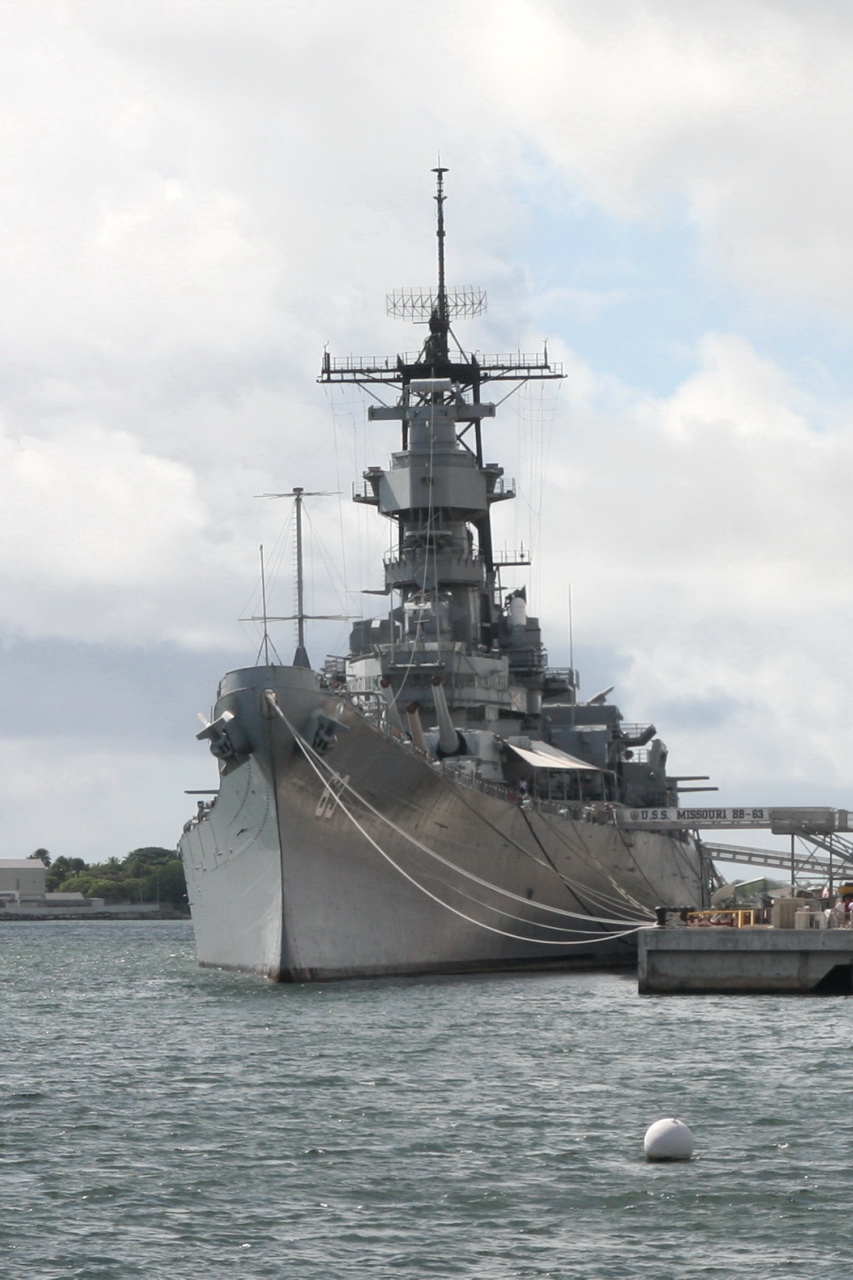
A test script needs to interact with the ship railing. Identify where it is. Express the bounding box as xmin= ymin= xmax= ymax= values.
xmin=334 ymin=686 xmax=440 ymax=746
xmin=325 ymin=354 xmax=399 ymax=372
xmin=345 ymin=349 xmax=560 ymax=372
xmin=322 ymin=655 xmax=347 ymax=682
xmin=493 ymin=547 xmax=531 ymax=565
xmin=437 ymin=768 xmax=512 ymax=803
xmin=616 ymin=723 xmax=658 ymax=763
xmin=332 ymin=702 xmax=617 ymax=823
xmin=353 ymin=482 xmax=378 ymax=504
xmin=320 ymin=350 xmax=564 ymax=384
xmin=437 ymin=762 xmax=615 ymax=823
xmin=544 ymin=667 xmax=578 ymax=690
xmin=382 ymin=550 xmax=487 ymax=569
xmin=507 ymin=654 xmax=549 ymax=683
xmin=343 ymin=690 xmax=388 ymax=724
xmin=478 ymin=352 xmax=563 ymax=374
xmin=383 ymin=645 xmax=449 ymax=667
